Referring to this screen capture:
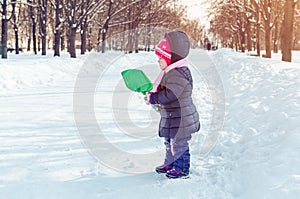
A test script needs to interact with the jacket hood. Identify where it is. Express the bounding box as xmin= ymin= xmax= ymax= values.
xmin=164 ymin=30 xmax=190 ymax=64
